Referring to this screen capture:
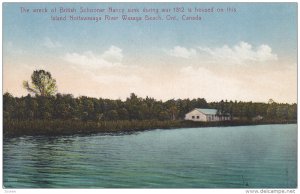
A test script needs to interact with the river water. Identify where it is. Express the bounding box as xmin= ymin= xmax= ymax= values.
xmin=3 ymin=124 xmax=297 ymax=188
